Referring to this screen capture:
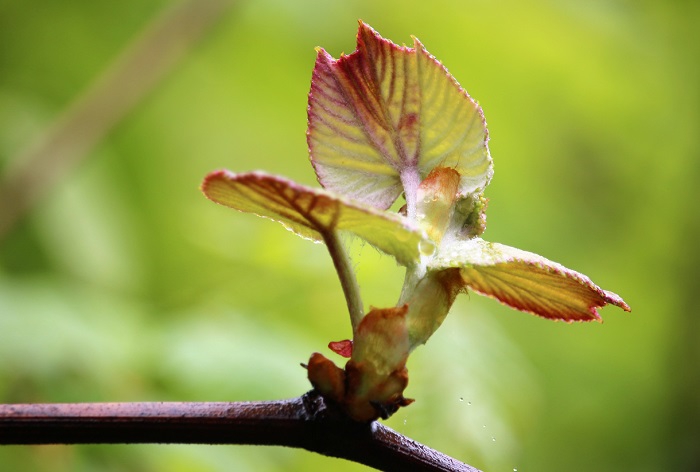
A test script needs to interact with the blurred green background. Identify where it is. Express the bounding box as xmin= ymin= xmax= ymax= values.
xmin=1 ymin=0 xmax=698 ymax=470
